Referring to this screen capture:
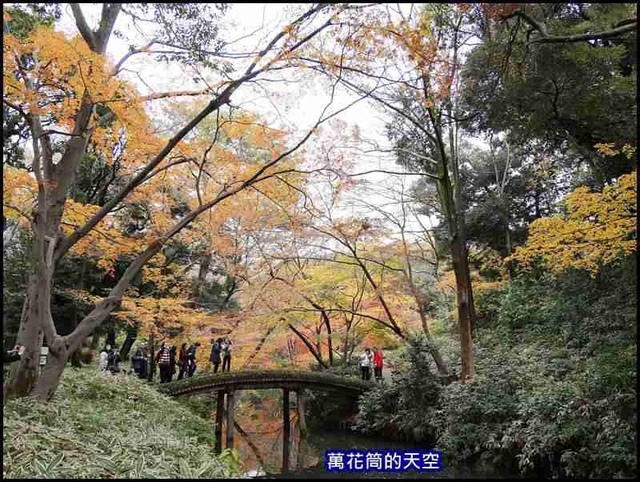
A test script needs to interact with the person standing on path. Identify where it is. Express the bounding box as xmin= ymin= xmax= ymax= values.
xmin=156 ymin=343 xmax=172 ymax=383
xmin=360 ymin=348 xmax=372 ymax=380
xmin=187 ymin=342 xmax=201 ymax=378
xmin=209 ymin=338 xmax=222 ymax=373
xmin=221 ymin=337 xmax=232 ymax=372
xmin=177 ymin=343 xmax=189 ymax=380
xmin=372 ymin=347 xmax=384 ymax=381
xmin=131 ymin=342 xmax=148 ymax=379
